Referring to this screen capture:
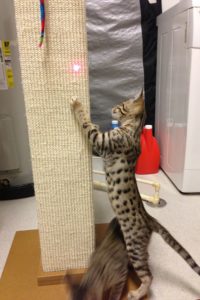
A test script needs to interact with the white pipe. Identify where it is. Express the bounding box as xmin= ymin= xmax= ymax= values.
xmin=93 ymin=170 xmax=160 ymax=204
xmin=93 ymin=177 xmax=160 ymax=205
